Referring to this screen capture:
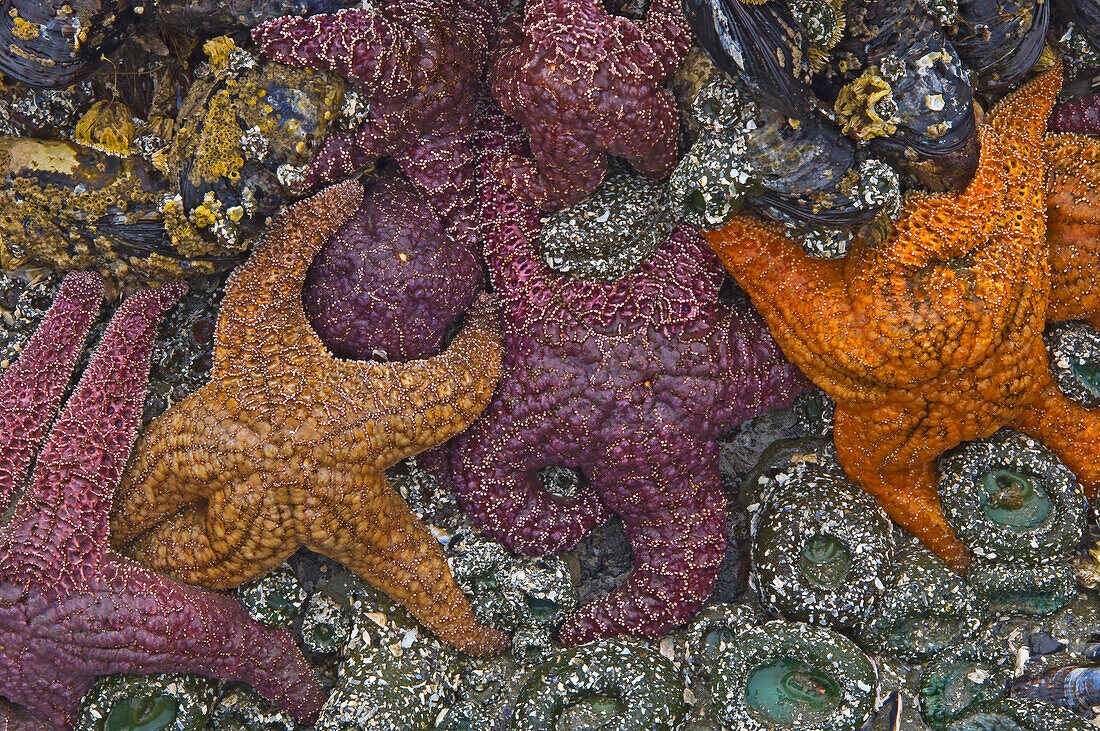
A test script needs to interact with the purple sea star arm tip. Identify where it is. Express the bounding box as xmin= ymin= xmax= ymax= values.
xmin=0 ymin=271 xmax=103 ymax=509
xmin=0 ymin=279 xmax=325 ymax=729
